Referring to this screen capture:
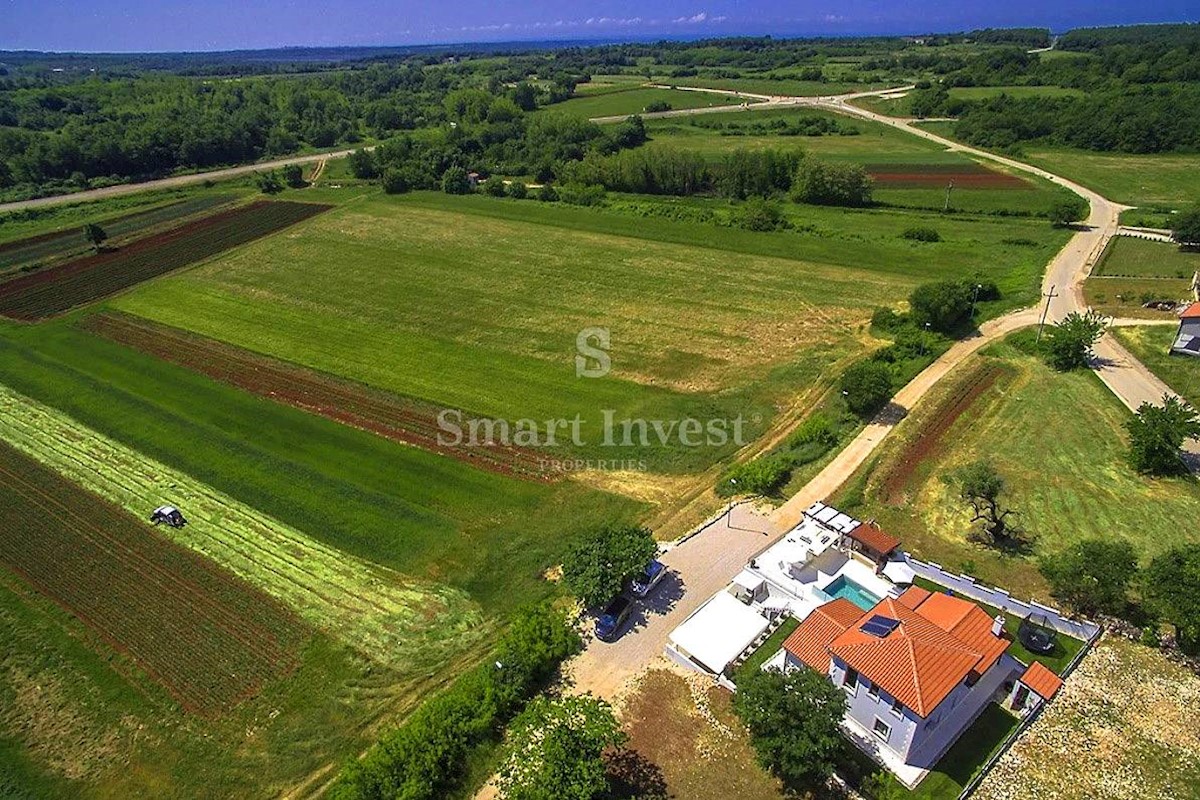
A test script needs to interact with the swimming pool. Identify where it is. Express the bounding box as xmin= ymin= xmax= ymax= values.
xmin=823 ymin=575 xmax=882 ymax=611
